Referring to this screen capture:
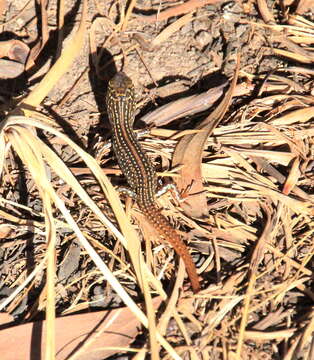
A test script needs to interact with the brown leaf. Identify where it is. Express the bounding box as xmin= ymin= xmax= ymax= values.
xmin=141 ymin=82 xmax=227 ymax=126
xmin=172 ymin=55 xmax=240 ymax=218
xmin=0 ymin=297 xmax=162 ymax=360
xmin=138 ymin=0 xmax=224 ymax=23
xmin=296 ymin=0 xmax=314 ymax=15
